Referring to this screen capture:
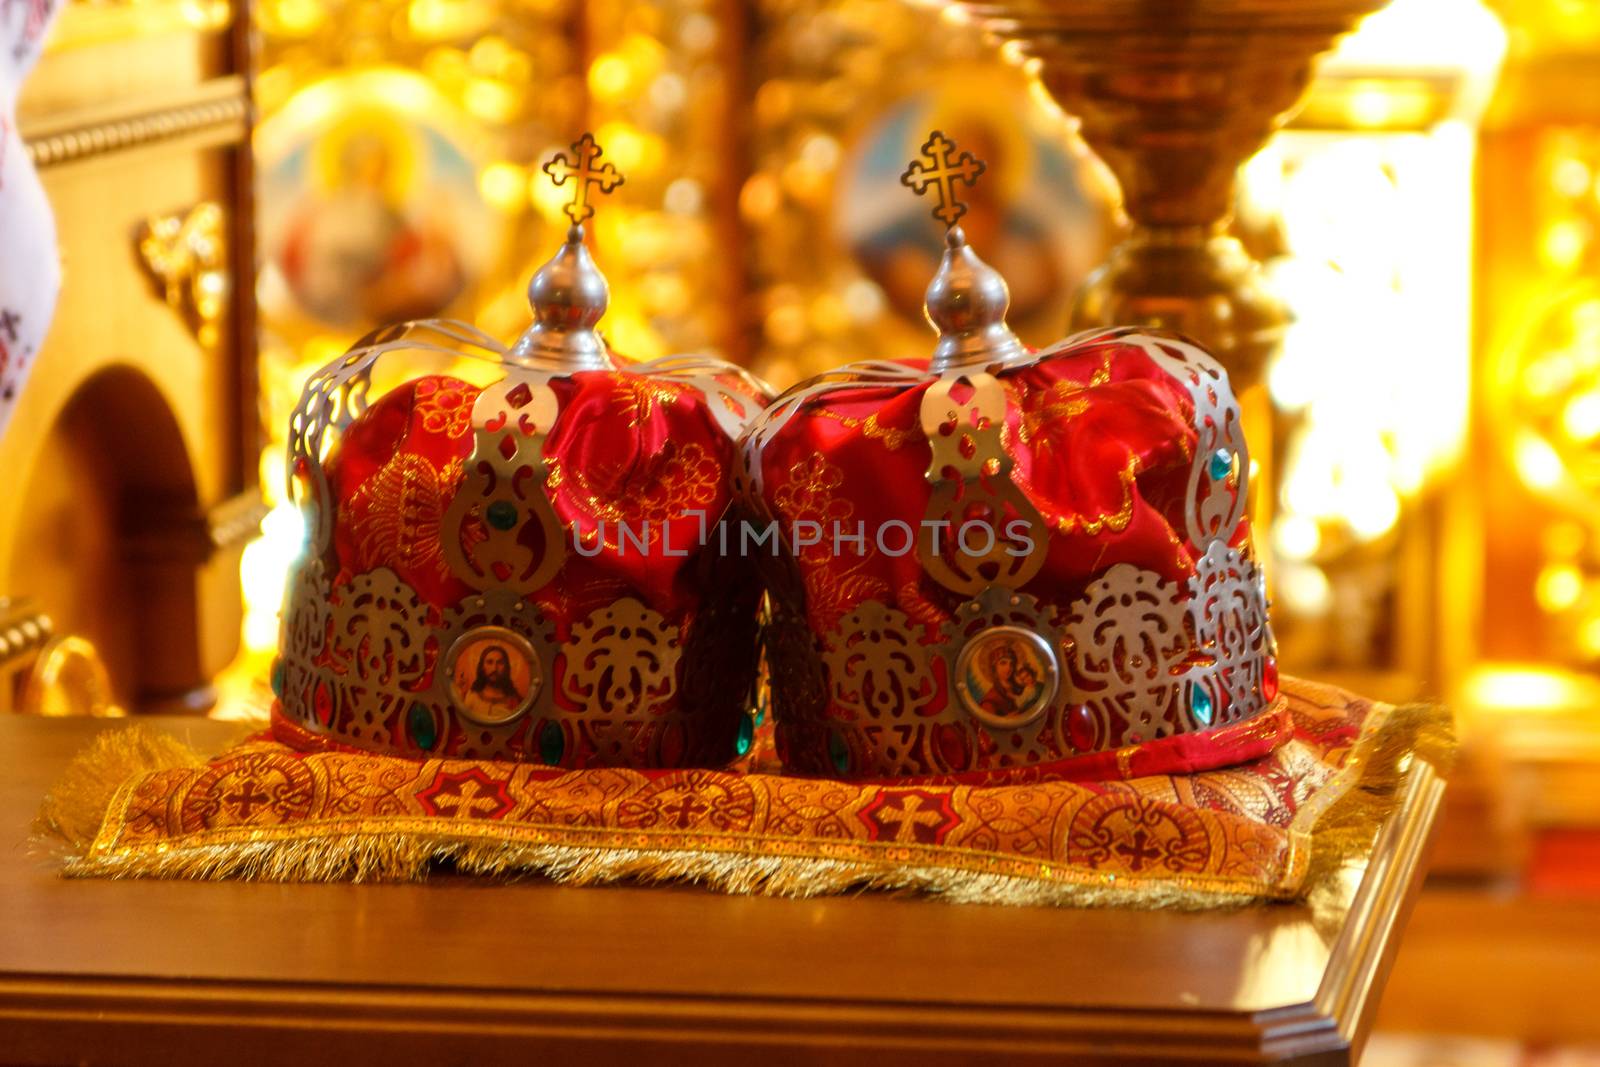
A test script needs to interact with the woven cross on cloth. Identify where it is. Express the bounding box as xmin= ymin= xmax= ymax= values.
xmin=36 ymin=676 xmax=1451 ymax=908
